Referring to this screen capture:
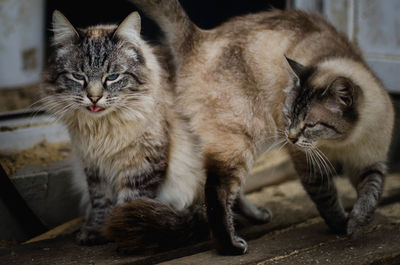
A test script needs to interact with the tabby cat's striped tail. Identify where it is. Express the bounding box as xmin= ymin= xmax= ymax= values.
xmin=103 ymin=198 xmax=208 ymax=252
